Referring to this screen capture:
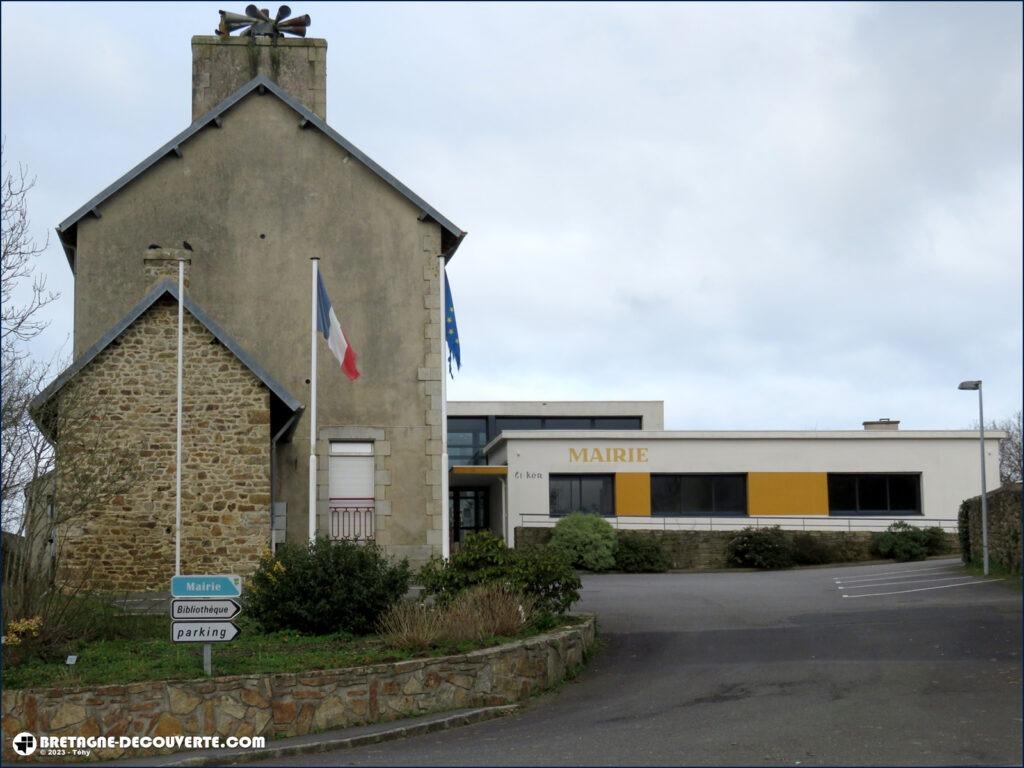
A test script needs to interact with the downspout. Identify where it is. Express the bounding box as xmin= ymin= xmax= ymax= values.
xmin=270 ymin=411 xmax=302 ymax=541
